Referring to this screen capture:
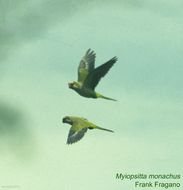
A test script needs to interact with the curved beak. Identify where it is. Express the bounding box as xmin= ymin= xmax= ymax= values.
xmin=68 ymin=82 xmax=72 ymax=88
xmin=62 ymin=117 xmax=67 ymax=123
